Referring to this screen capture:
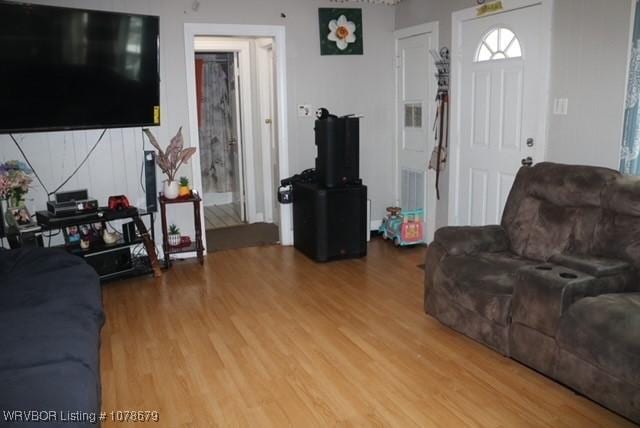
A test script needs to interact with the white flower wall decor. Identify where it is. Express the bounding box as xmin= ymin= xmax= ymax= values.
xmin=319 ymin=8 xmax=363 ymax=55
xmin=328 ymin=15 xmax=356 ymax=50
